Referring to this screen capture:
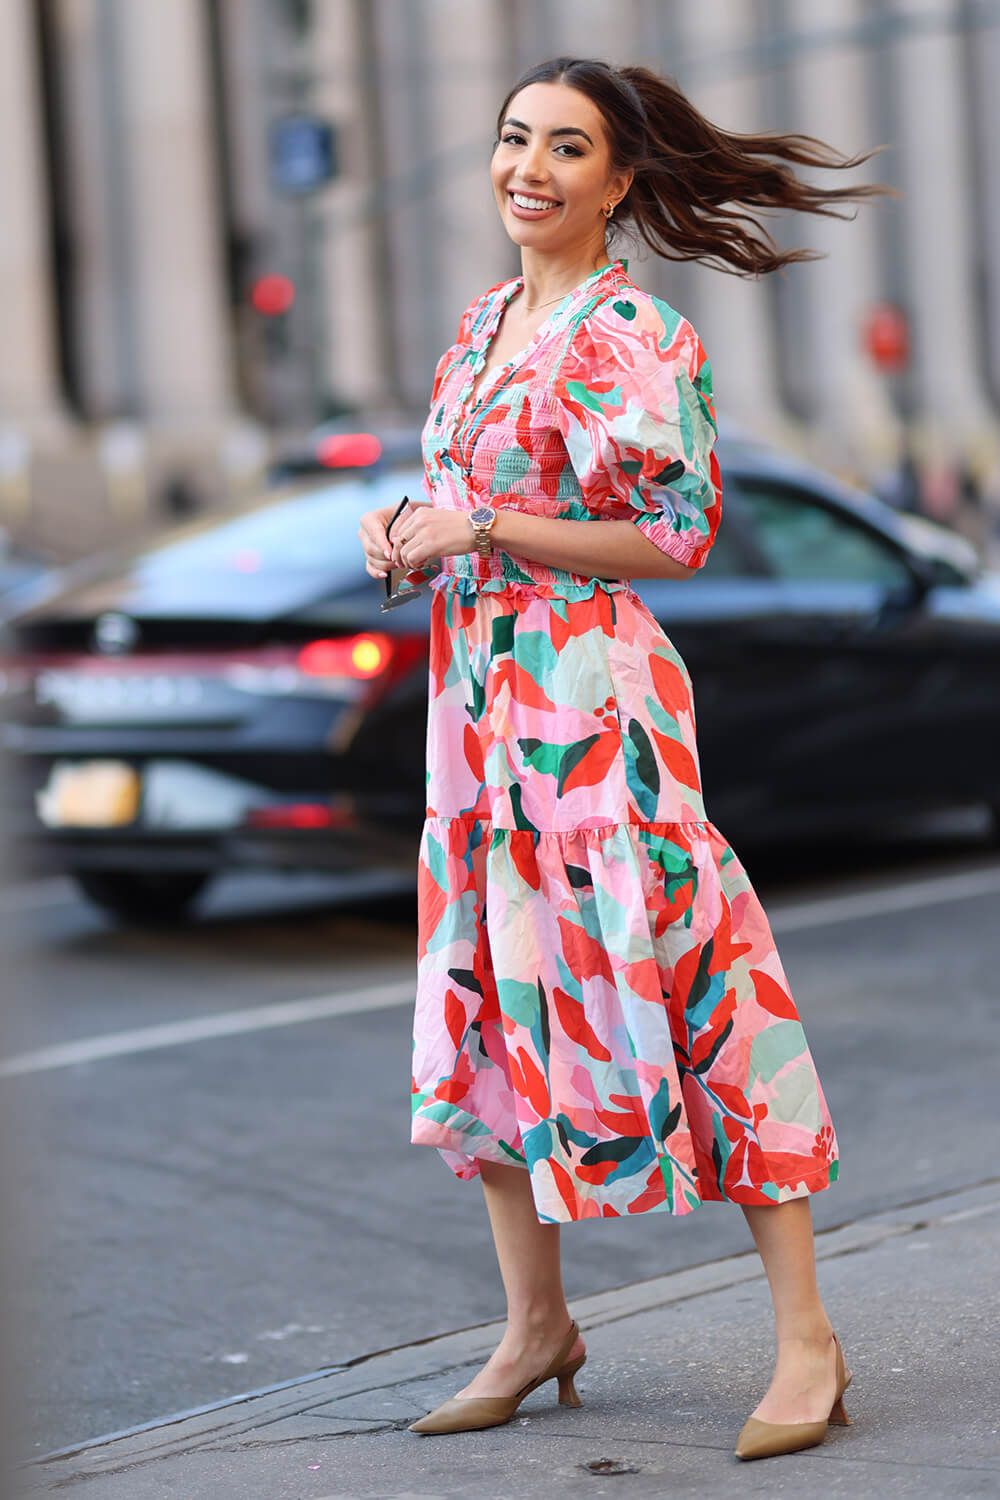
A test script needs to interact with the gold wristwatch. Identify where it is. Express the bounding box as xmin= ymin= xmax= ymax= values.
xmin=469 ymin=504 xmax=498 ymax=560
